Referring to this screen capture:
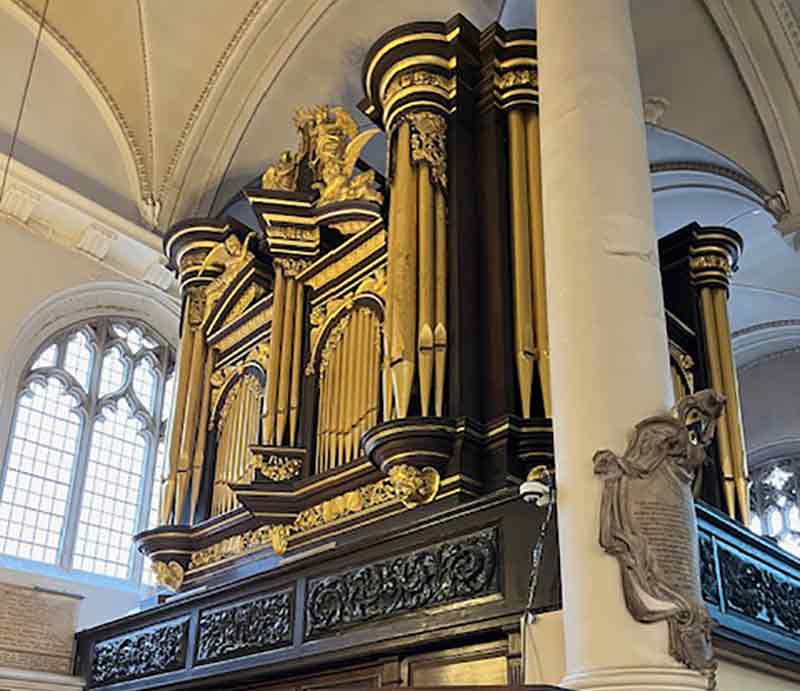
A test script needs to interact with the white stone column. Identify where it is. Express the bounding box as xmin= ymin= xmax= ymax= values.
xmin=537 ymin=1 xmax=708 ymax=689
